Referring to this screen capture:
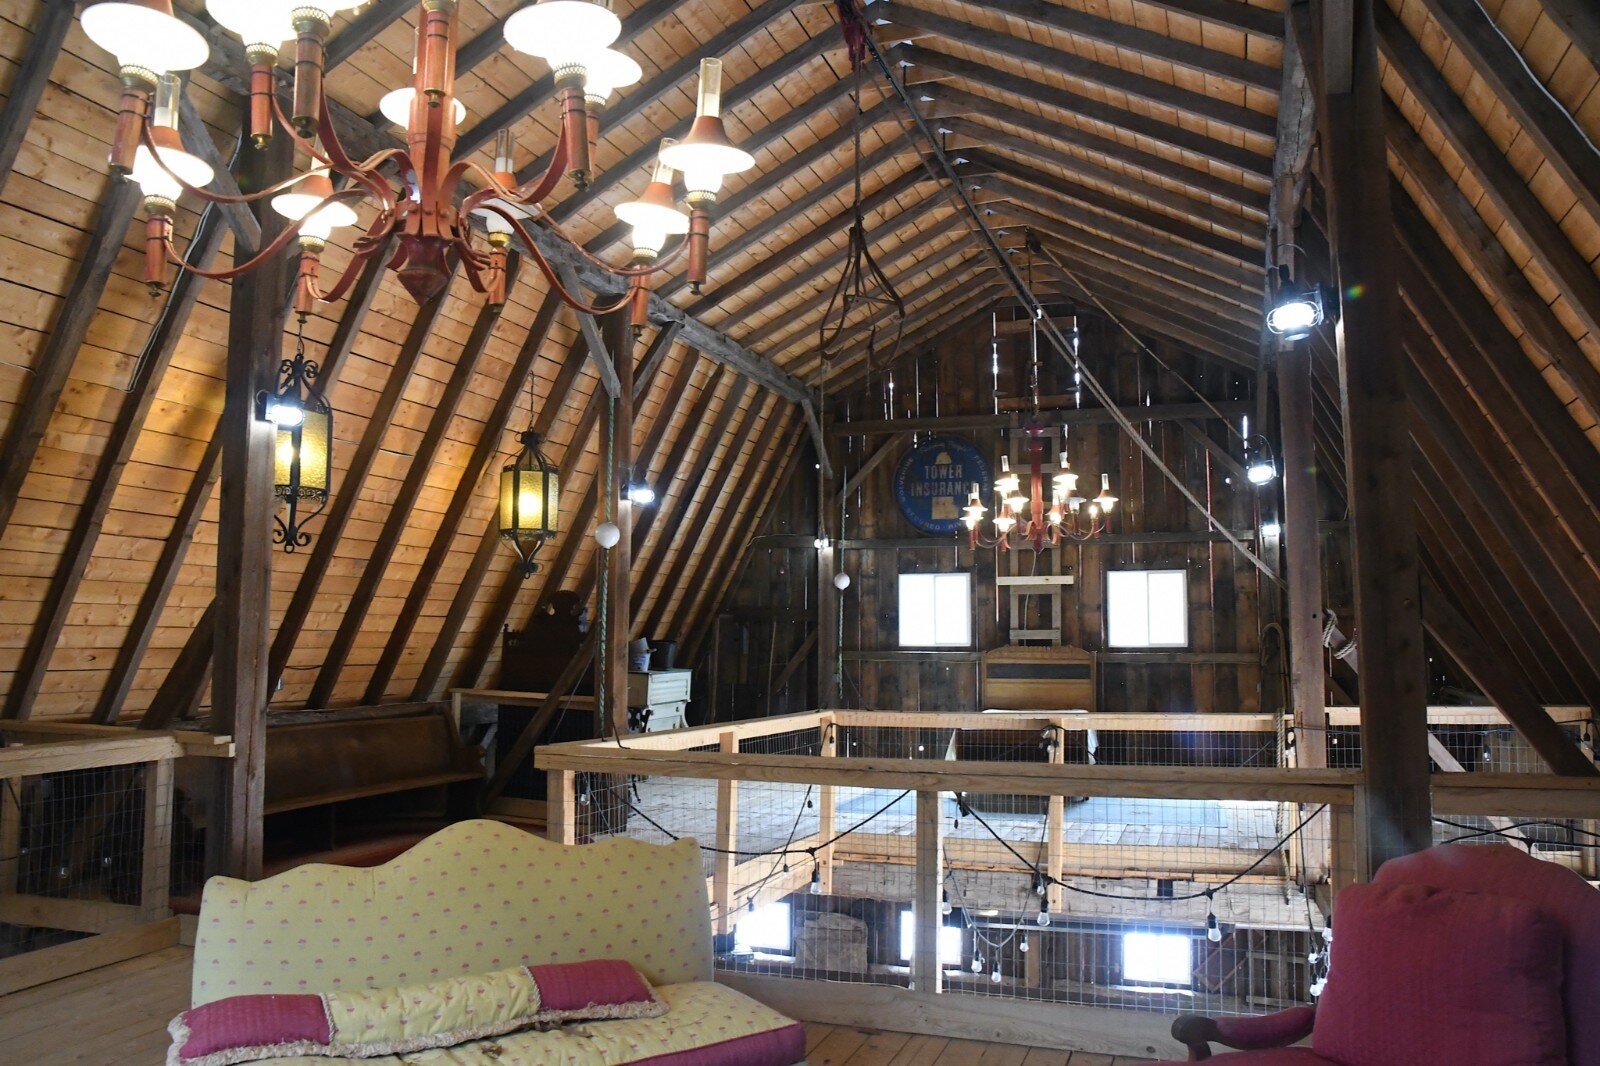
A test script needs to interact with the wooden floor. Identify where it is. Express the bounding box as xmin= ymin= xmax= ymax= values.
xmin=0 ymin=946 xmax=1152 ymax=1064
